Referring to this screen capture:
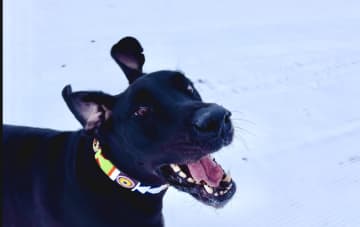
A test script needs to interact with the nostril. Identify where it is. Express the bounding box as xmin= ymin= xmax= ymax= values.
xmin=198 ymin=120 xmax=218 ymax=133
